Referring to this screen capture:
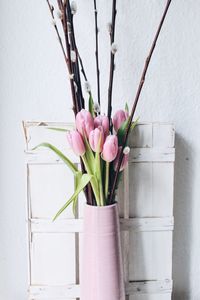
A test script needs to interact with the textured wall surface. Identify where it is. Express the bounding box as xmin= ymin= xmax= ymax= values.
xmin=0 ymin=1 xmax=200 ymax=299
